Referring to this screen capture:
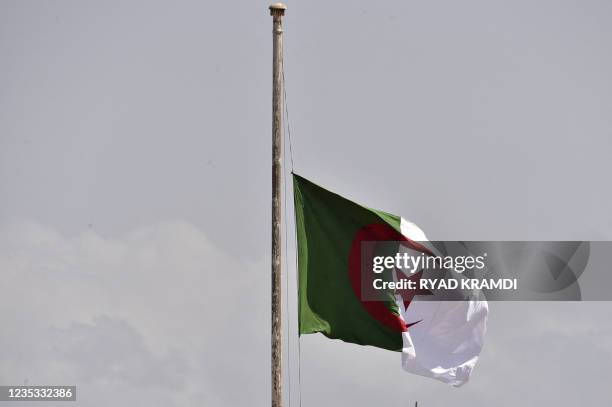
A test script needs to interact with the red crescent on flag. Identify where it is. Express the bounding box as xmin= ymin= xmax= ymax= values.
xmin=348 ymin=223 xmax=433 ymax=333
